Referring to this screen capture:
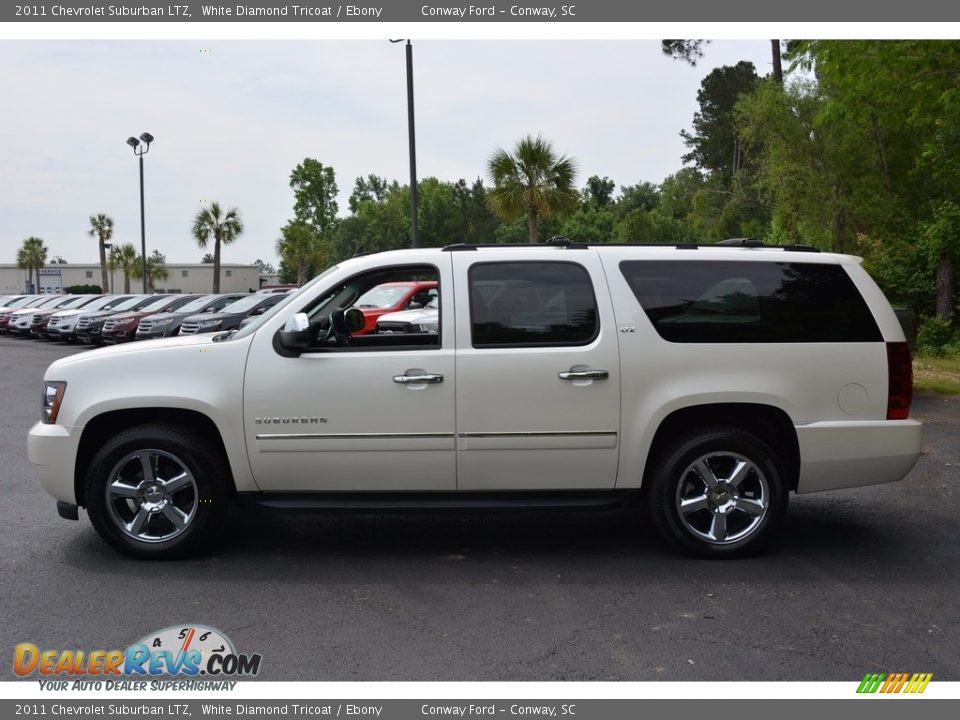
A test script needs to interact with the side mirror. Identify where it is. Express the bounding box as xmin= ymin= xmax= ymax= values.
xmin=344 ymin=307 xmax=364 ymax=333
xmin=276 ymin=312 xmax=311 ymax=355
xmin=407 ymin=301 xmax=424 ymax=310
